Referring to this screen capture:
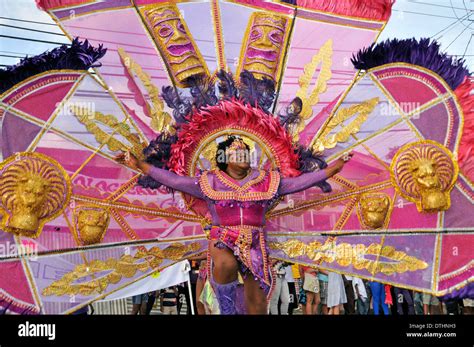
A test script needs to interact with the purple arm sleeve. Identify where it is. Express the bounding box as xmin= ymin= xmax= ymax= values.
xmin=148 ymin=166 xmax=204 ymax=199
xmin=278 ymin=169 xmax=328 ymax=195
